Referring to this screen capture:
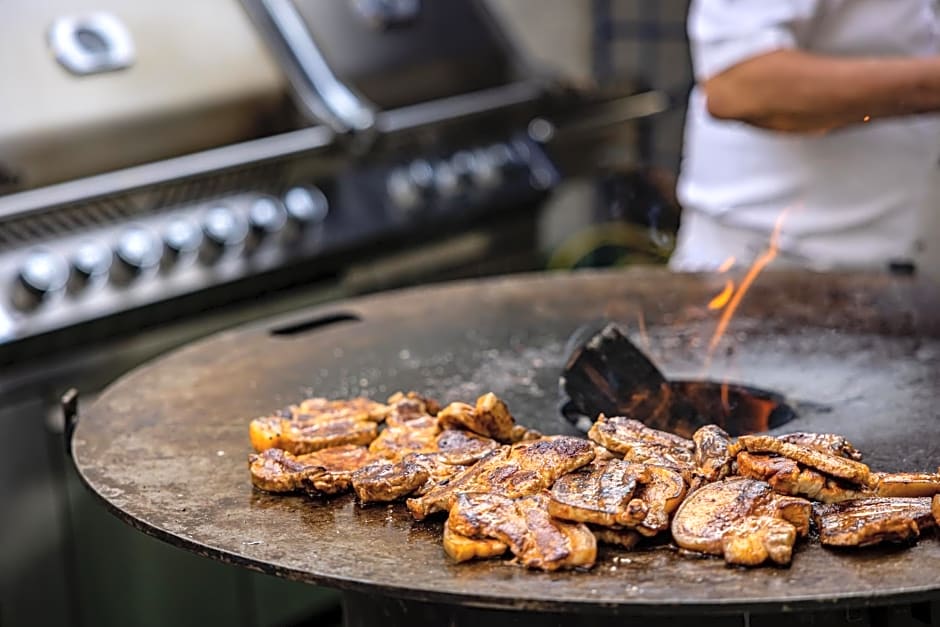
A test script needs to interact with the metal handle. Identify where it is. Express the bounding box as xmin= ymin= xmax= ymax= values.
xmin=62 ymin=387 xmax=80 ymax=458
xmin=527 ymin=90 xmax=671 ymax=145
